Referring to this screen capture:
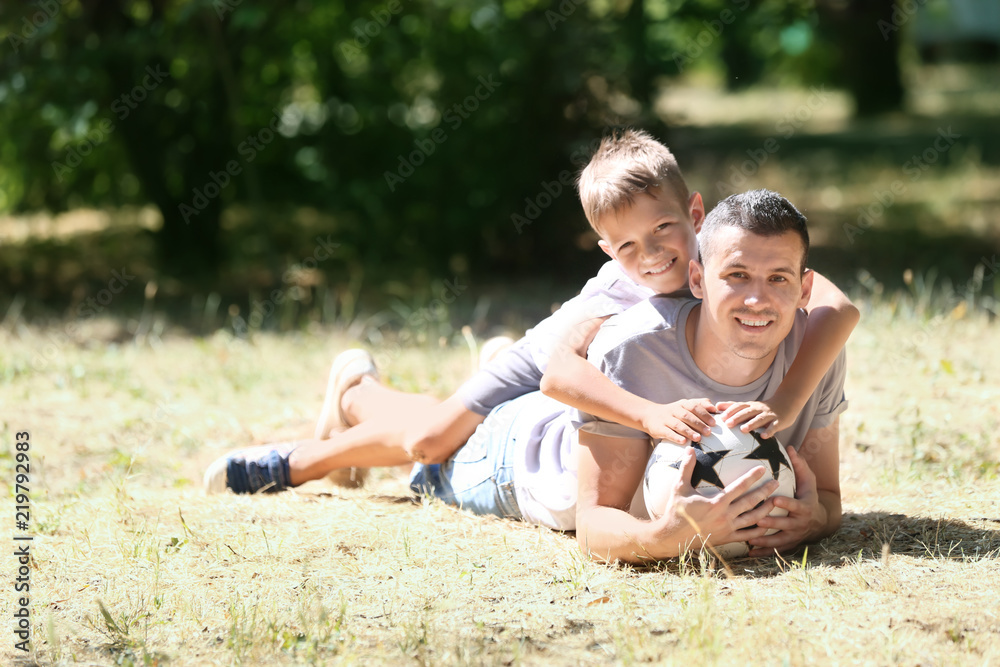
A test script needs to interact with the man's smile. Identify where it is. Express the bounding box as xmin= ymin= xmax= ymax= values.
xmin=733 ymin=312 xmax=778 ymax=332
